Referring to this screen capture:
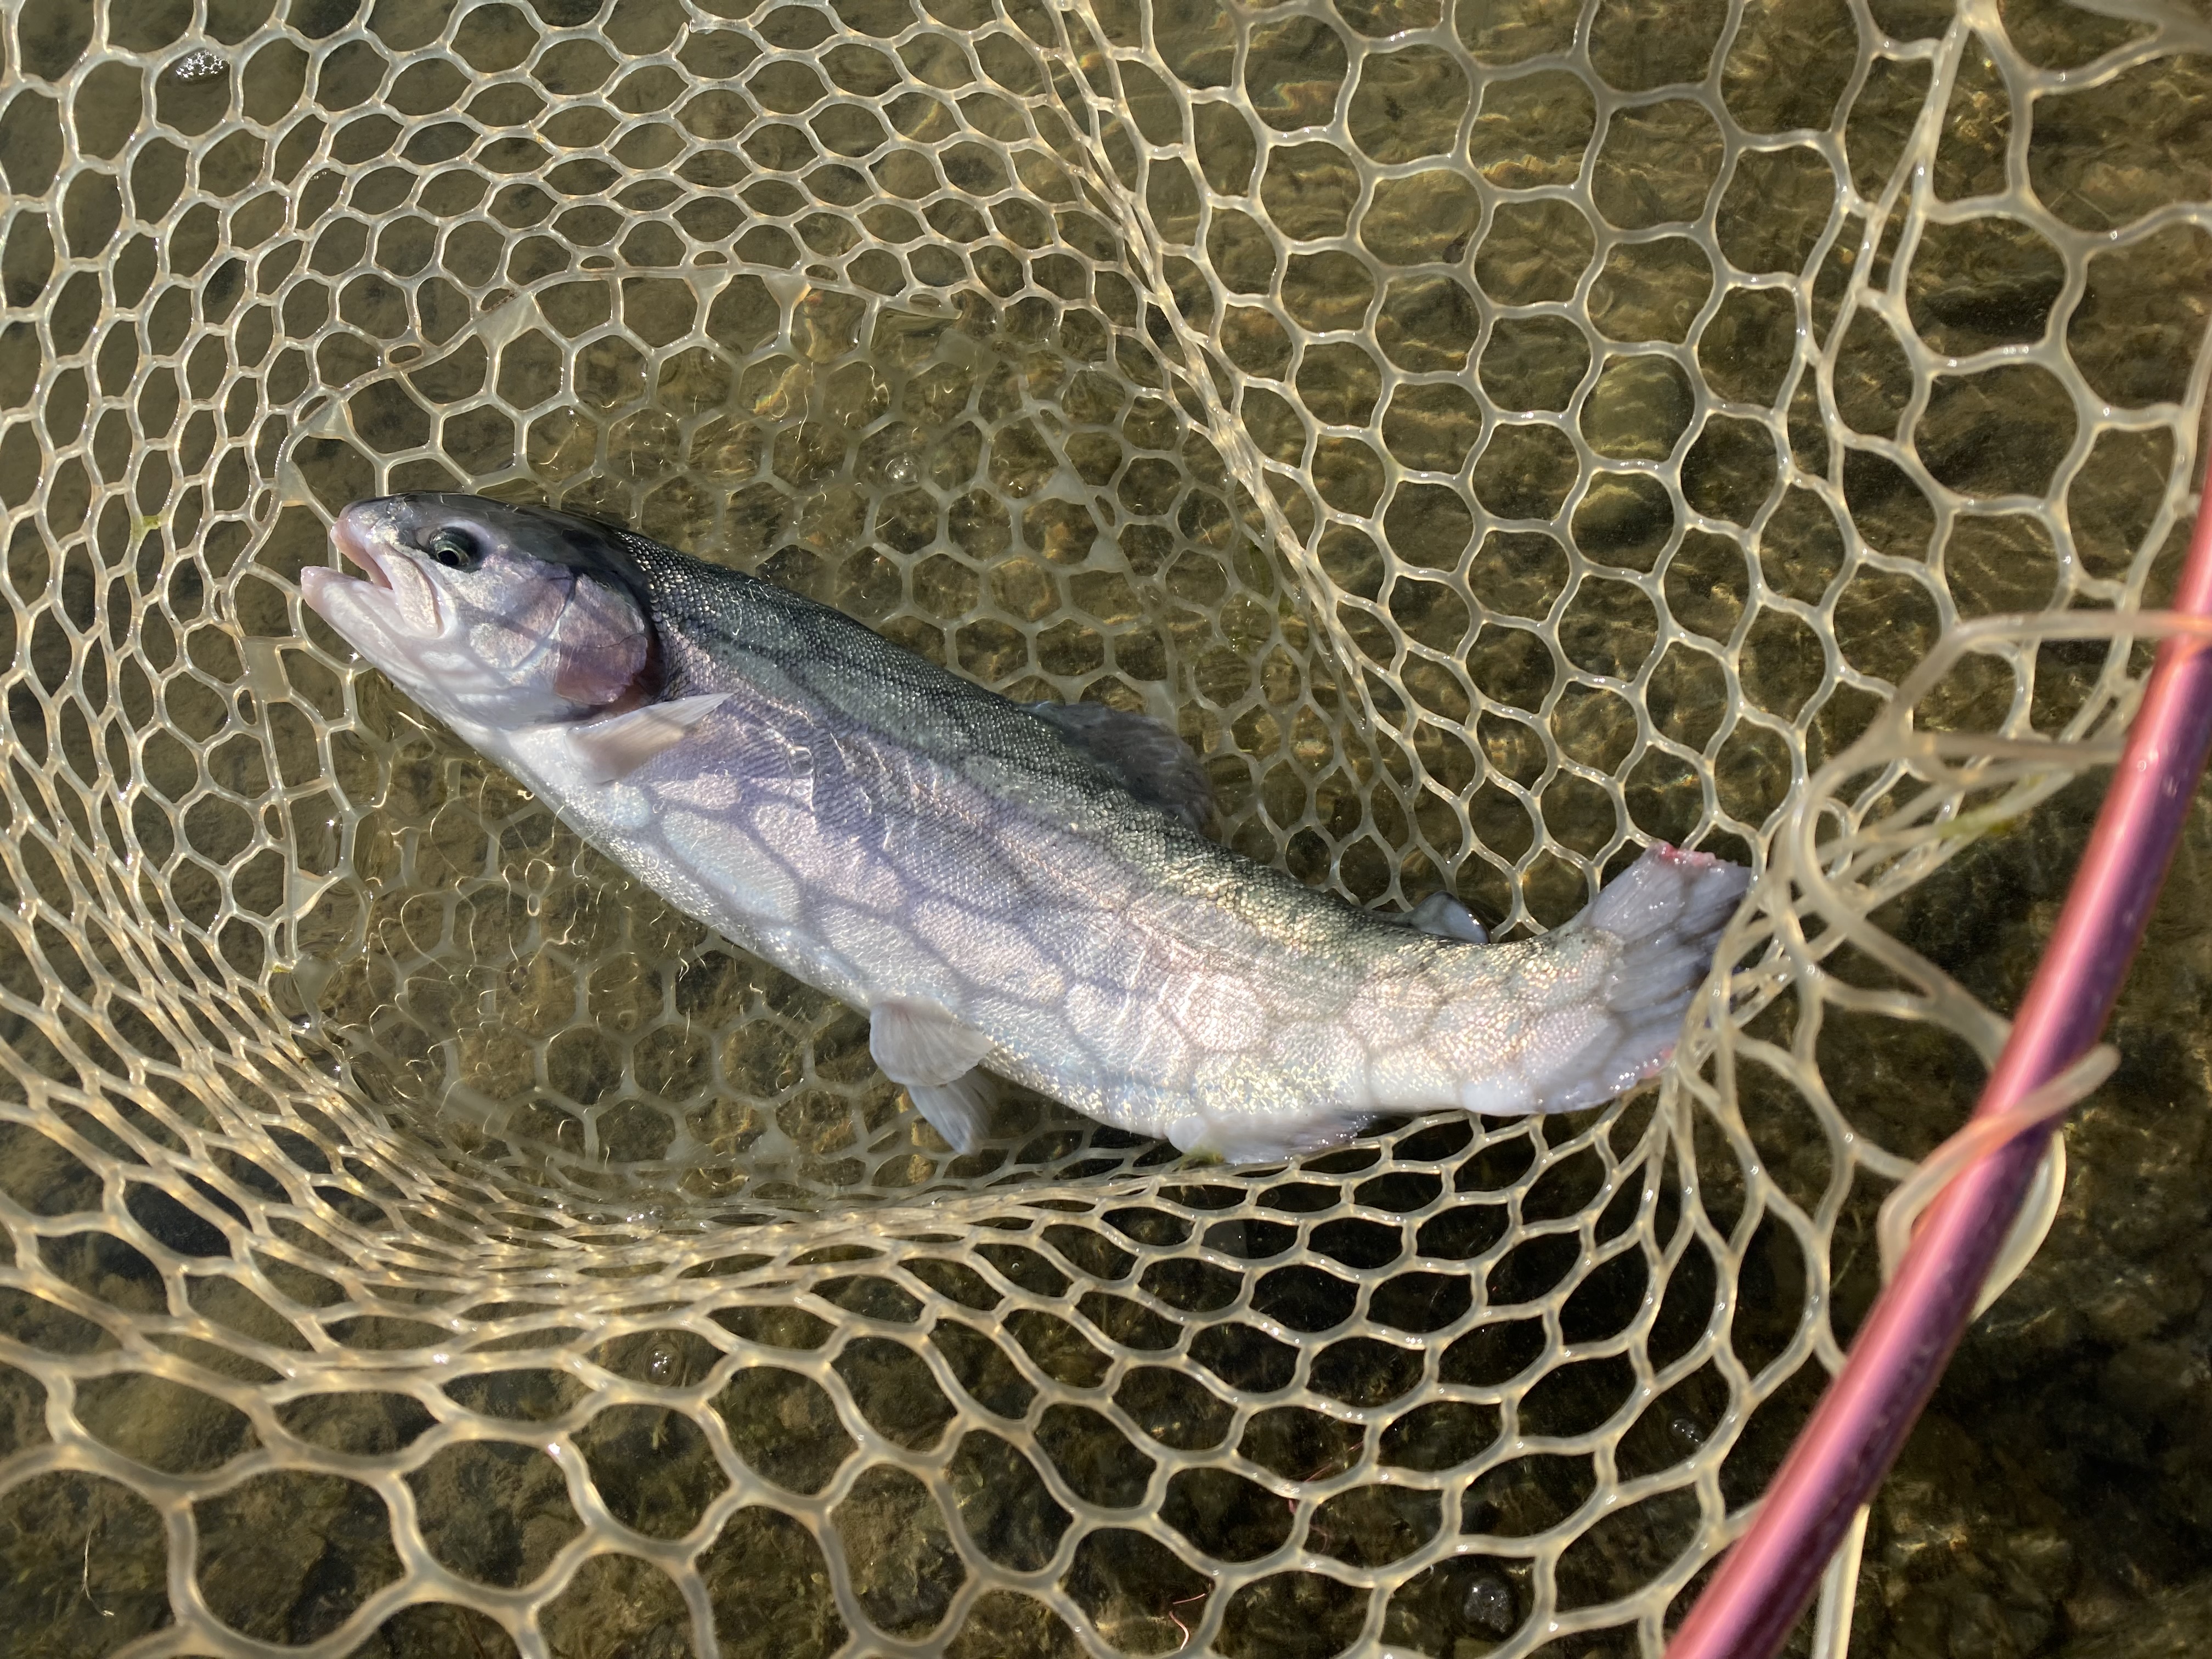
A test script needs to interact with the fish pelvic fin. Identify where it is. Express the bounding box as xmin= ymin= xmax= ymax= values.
xmin=870 ymin=998 xmax=997 ymax=1086
xmin=871 ymin=998 xmax=1000 ymax=1155
xmin=906 ymin=1072 xmax=996 ymax=1155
